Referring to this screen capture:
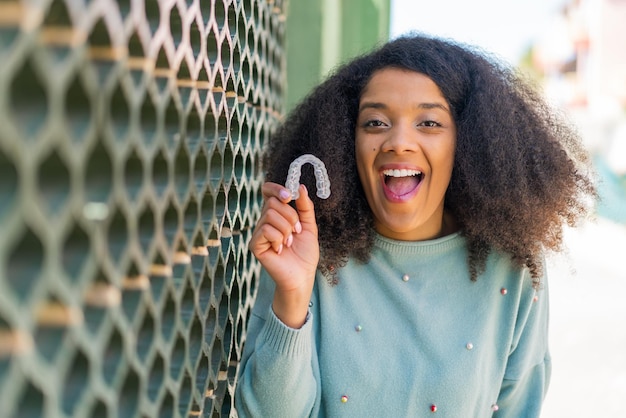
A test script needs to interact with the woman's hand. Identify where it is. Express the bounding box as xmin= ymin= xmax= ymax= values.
xmin=250 ymin=182 xmax=319 ymax=328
